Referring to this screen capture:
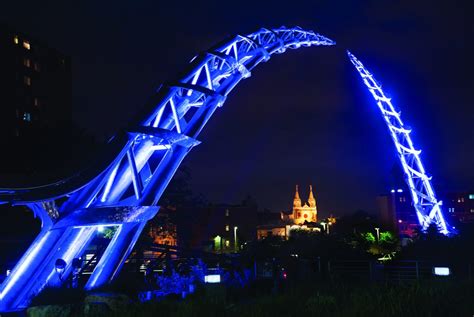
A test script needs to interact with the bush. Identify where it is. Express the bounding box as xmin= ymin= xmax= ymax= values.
xmin=29 ymin=287 xmax=86 ymax=306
